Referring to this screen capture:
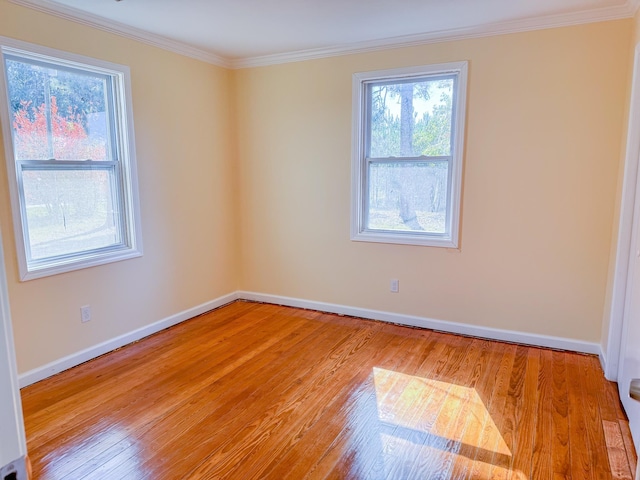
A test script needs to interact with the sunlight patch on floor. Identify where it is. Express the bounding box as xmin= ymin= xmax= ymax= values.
xmin=372 ymin=367 xmax=511 ymax=457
